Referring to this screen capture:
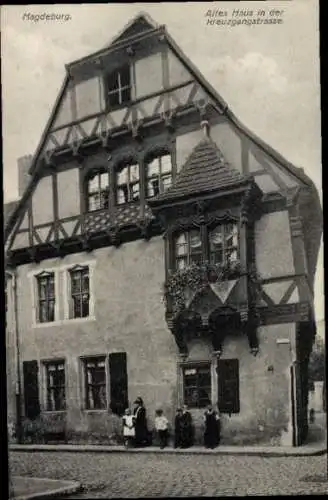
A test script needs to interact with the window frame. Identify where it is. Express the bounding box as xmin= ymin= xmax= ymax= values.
xmin=105 ymin=64 xmax=133 ymax=110
xmin=174 ymin=228 xmax=203 ymax=270
xmin=145 ymin=152 xmax=173 ymax=199
xmin=69 ymin=265 xmax=90 ymax=319
xmin=115 ymin=160 xmax=140 ymax=206
xmin=82 ymin=356 xmax=108 ymax=411
xmin=181 ymin=361 xmax=212 ymax=409
xmin=85 ymin=169 xmax=110 ymax=213
xmin=36 ymin=271 xmax=56 ymax=324
xmin=43 ymin=359 xmax=66 ymax=412
xmin=208 ymin=222 xmax=240 ymax=267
